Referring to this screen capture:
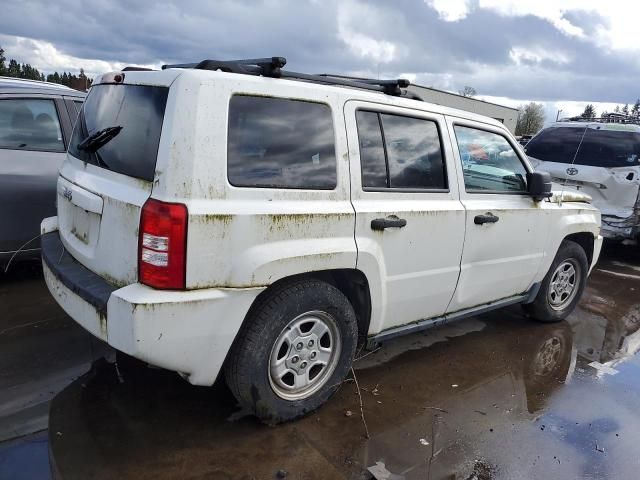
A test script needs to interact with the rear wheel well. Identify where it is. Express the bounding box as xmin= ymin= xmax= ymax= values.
xmin=563 ymin=232 xmax=594 ymax=265
xmin=245 ymin=270 xmax=372 ymax=349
